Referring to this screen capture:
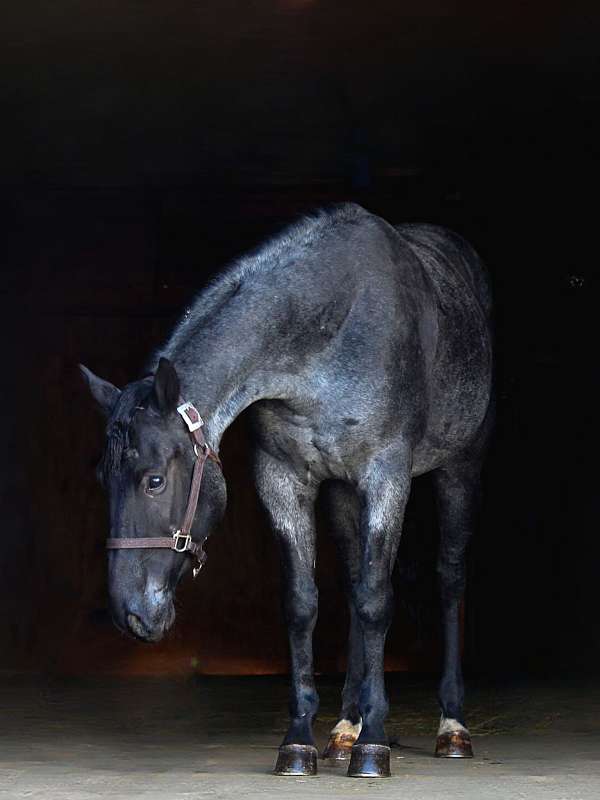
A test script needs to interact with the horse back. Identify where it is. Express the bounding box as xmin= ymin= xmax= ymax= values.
xmin=394 ymin=223 xmax=492 ymax=321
